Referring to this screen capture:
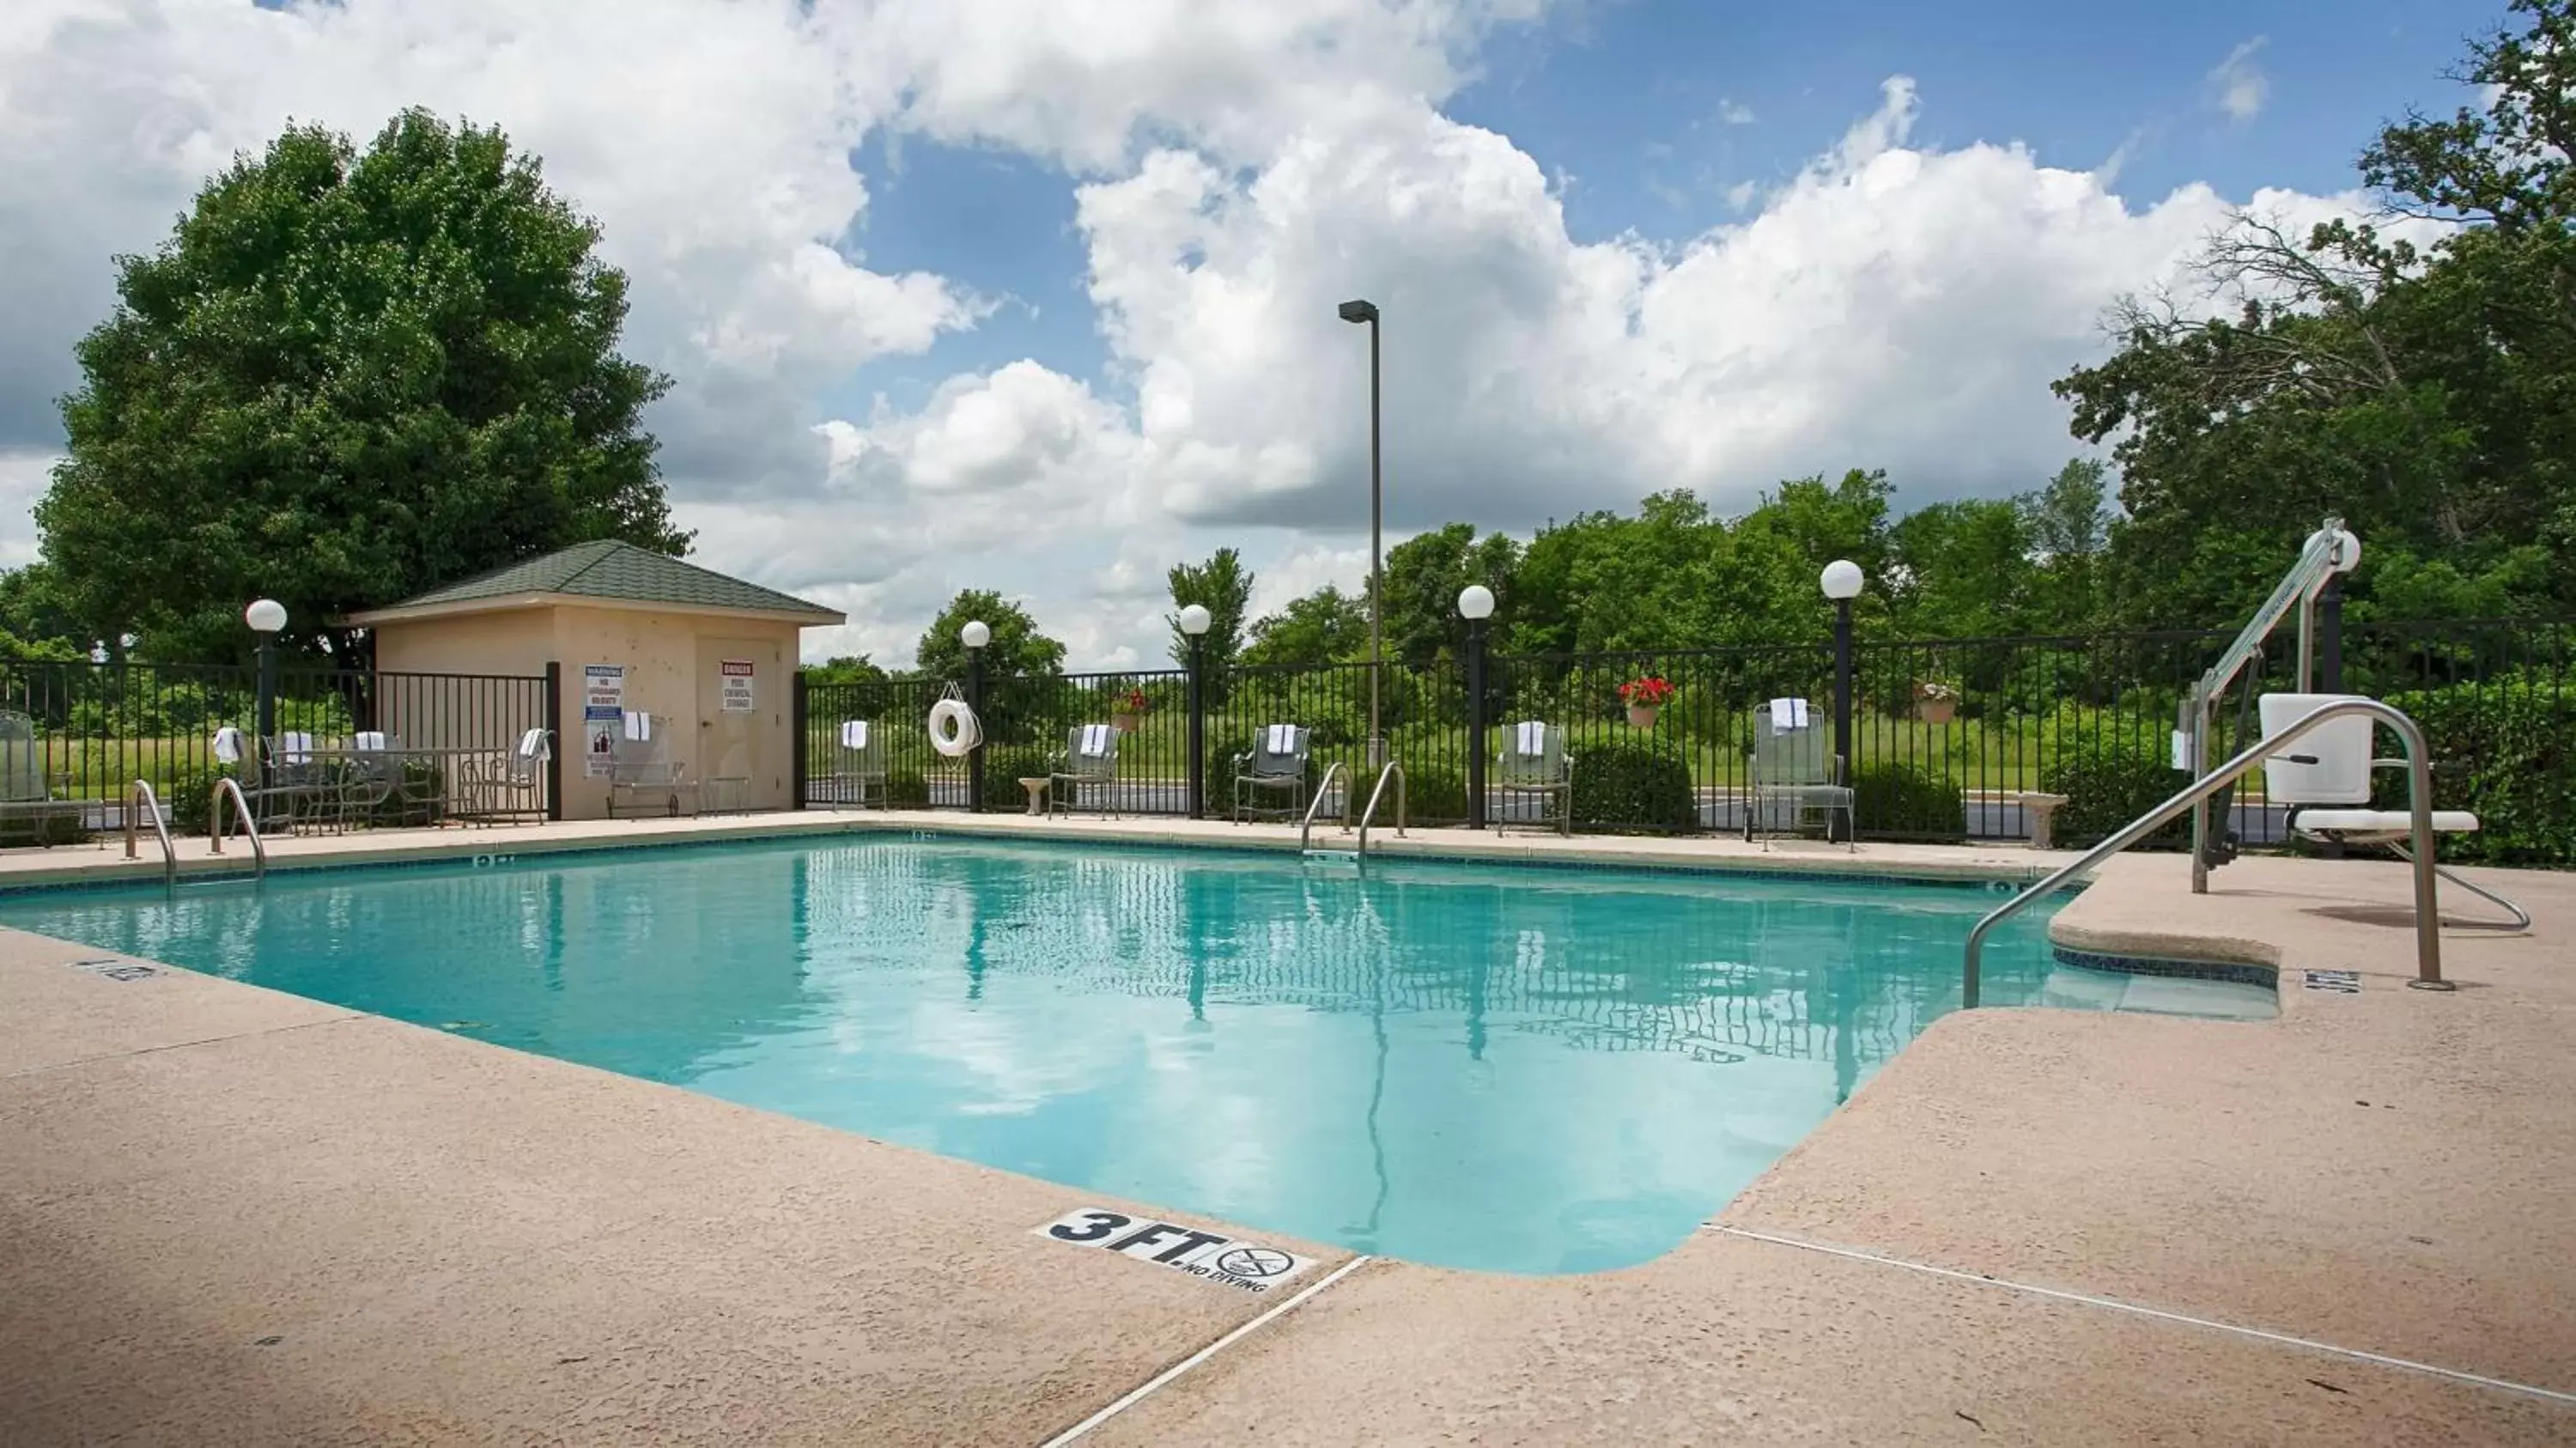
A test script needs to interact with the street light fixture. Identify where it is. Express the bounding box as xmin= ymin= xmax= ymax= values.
xmin=1818 ymin=562 xmax=1862 ymax=843
xmin=1178 ymin=604 xmax=1212 ymax=818
xmin=1340 ymin=297 xmax=1384 ymax=770
xmin=1457 ymin=585 xmax=1494 ymax=829
xmin=959 ymin=619 xmax=991 ymax=650
xmin=1177 ymin=604 xmax=1212 ymax=637
xmin=246 ymin=598 xmax=287 ymax=791
xmin=1456 ymin=585 xmax=1495 ymax=620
